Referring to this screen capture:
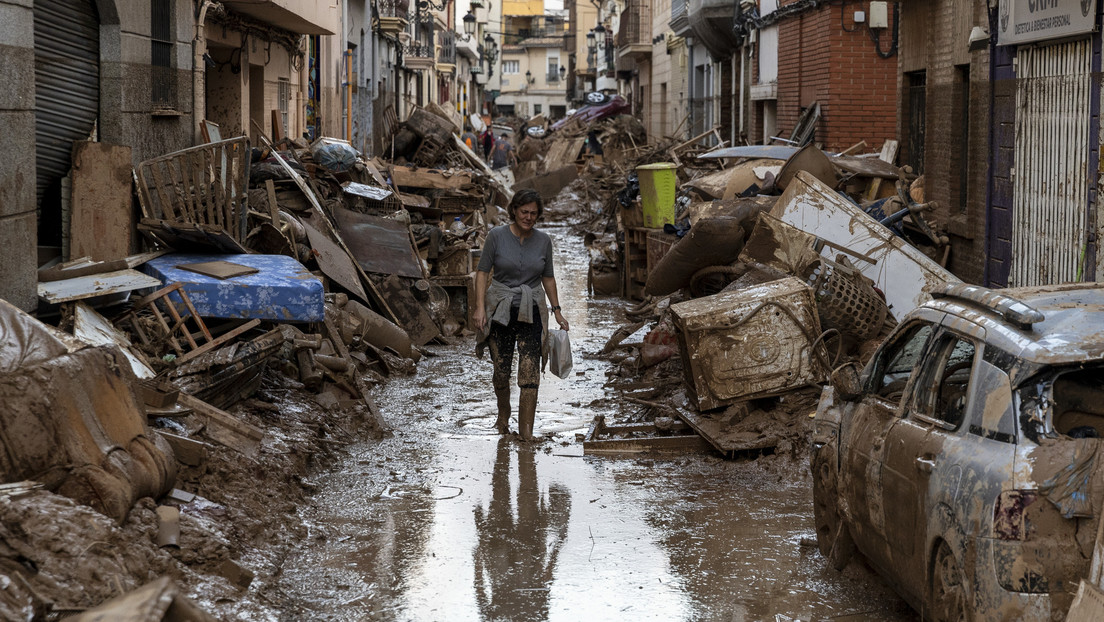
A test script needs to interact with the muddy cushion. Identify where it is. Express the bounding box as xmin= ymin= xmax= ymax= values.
xmin=645 ymin=217 xmax=747 ymax=297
